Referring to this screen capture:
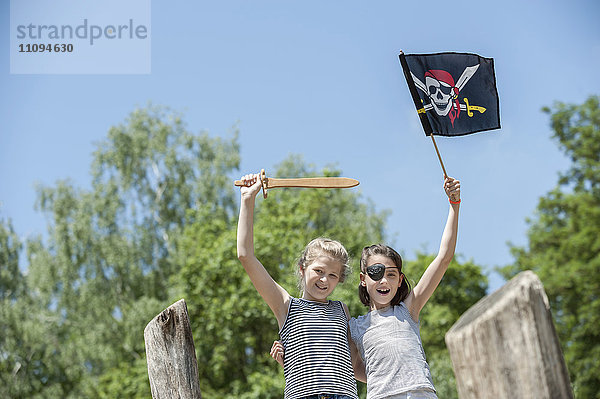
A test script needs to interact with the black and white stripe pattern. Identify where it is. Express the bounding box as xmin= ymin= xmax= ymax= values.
xmin=279 ymin=298 xmax=358 ymax=399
